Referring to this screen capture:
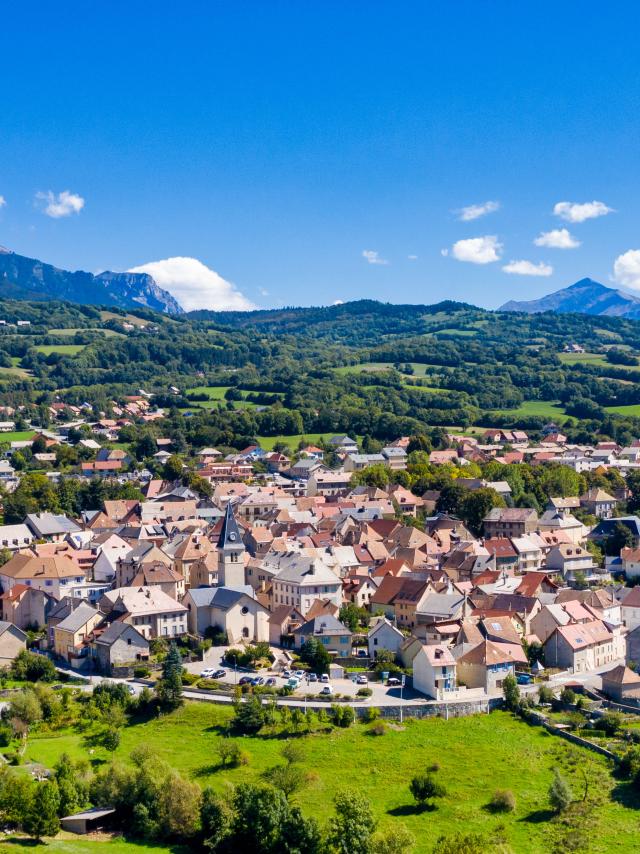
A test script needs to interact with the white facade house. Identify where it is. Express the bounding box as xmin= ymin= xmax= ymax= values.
xmin=412 ymin=644 xmax=457 ymax=699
